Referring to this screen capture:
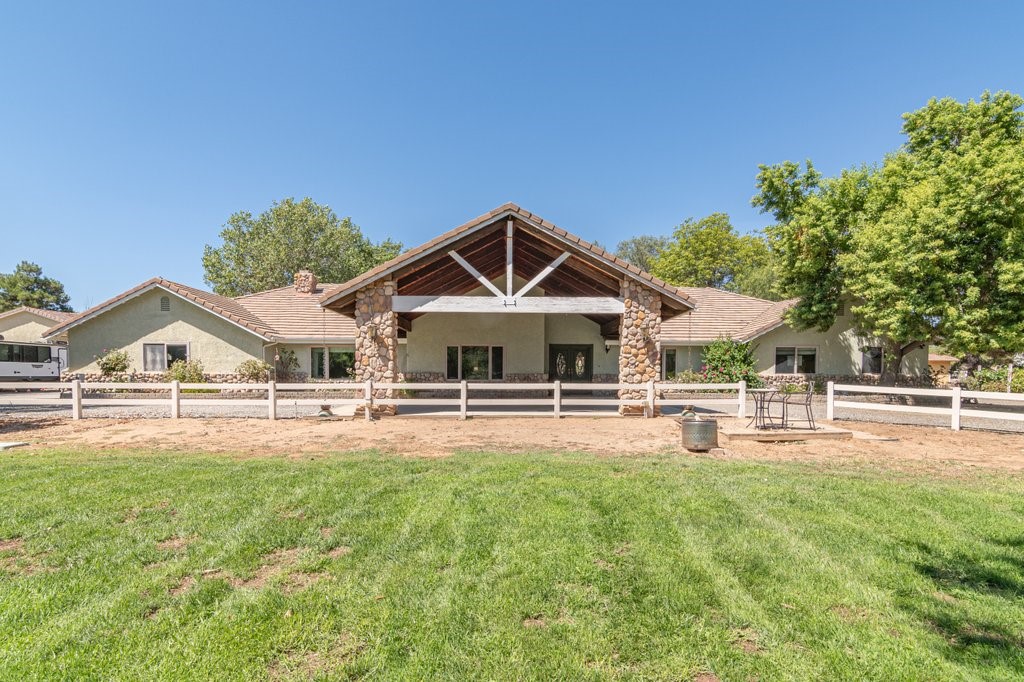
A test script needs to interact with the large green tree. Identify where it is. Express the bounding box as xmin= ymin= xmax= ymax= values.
xmin=650 ymin=213 xmax=782 ymax=299
xmin=754 ymin=91 xmax=1024 ymax=371
xmin=0 ymin=261 xmax=72 ymax=312
xmin=203 ymin=198 xmax=402 ymax=296
xmin=614 ymin=235 xmax=670 ymax=273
